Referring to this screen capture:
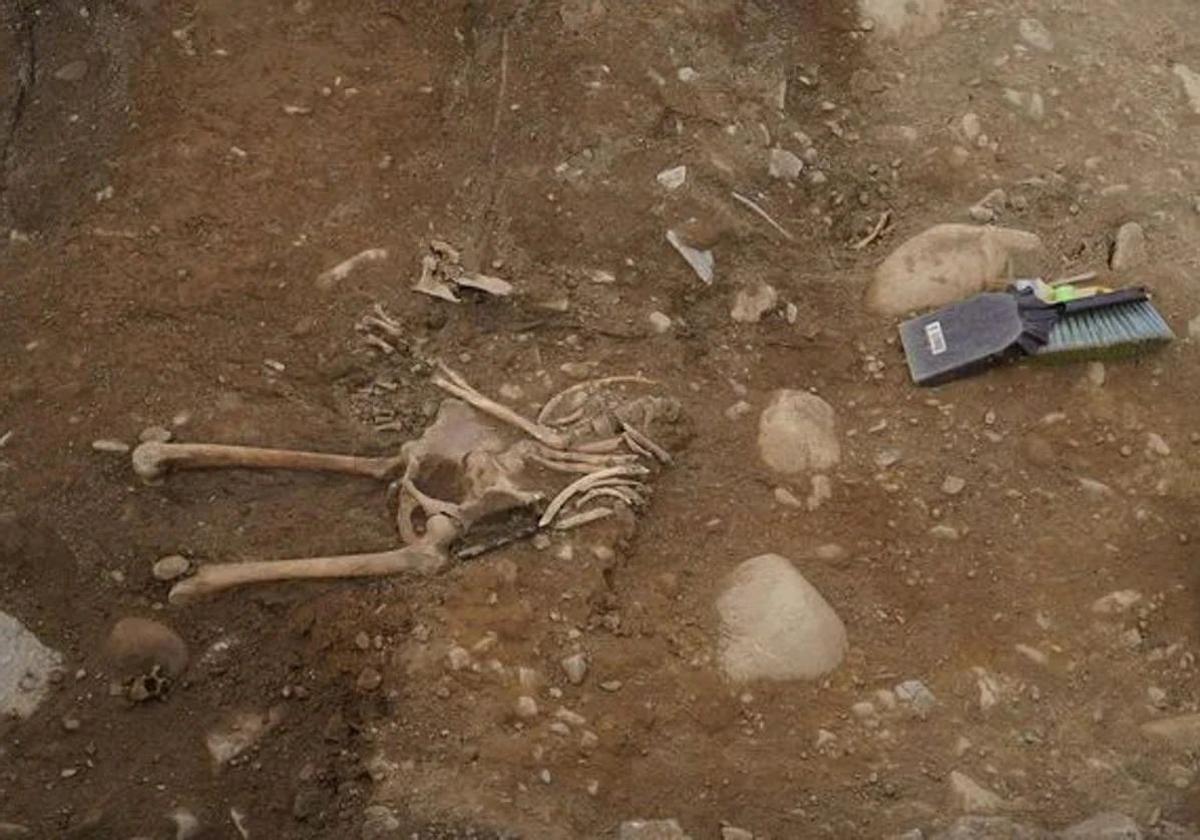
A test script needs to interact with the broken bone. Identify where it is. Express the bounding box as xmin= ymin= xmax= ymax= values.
xmin=316 ymin=248 xmax=388 ymax=291
xmin=412 ymin=240 xmax=513 ymax=302
xmin=132 ymin=441 xmax=406 ymax=482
